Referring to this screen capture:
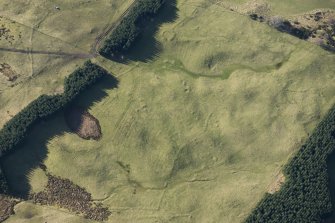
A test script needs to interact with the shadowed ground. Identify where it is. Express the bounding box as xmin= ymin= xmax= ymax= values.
xmin=103 ymin=0 xmax=179 ymax=63
xmin=0 ymin=74 xmax=118 ymax=198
